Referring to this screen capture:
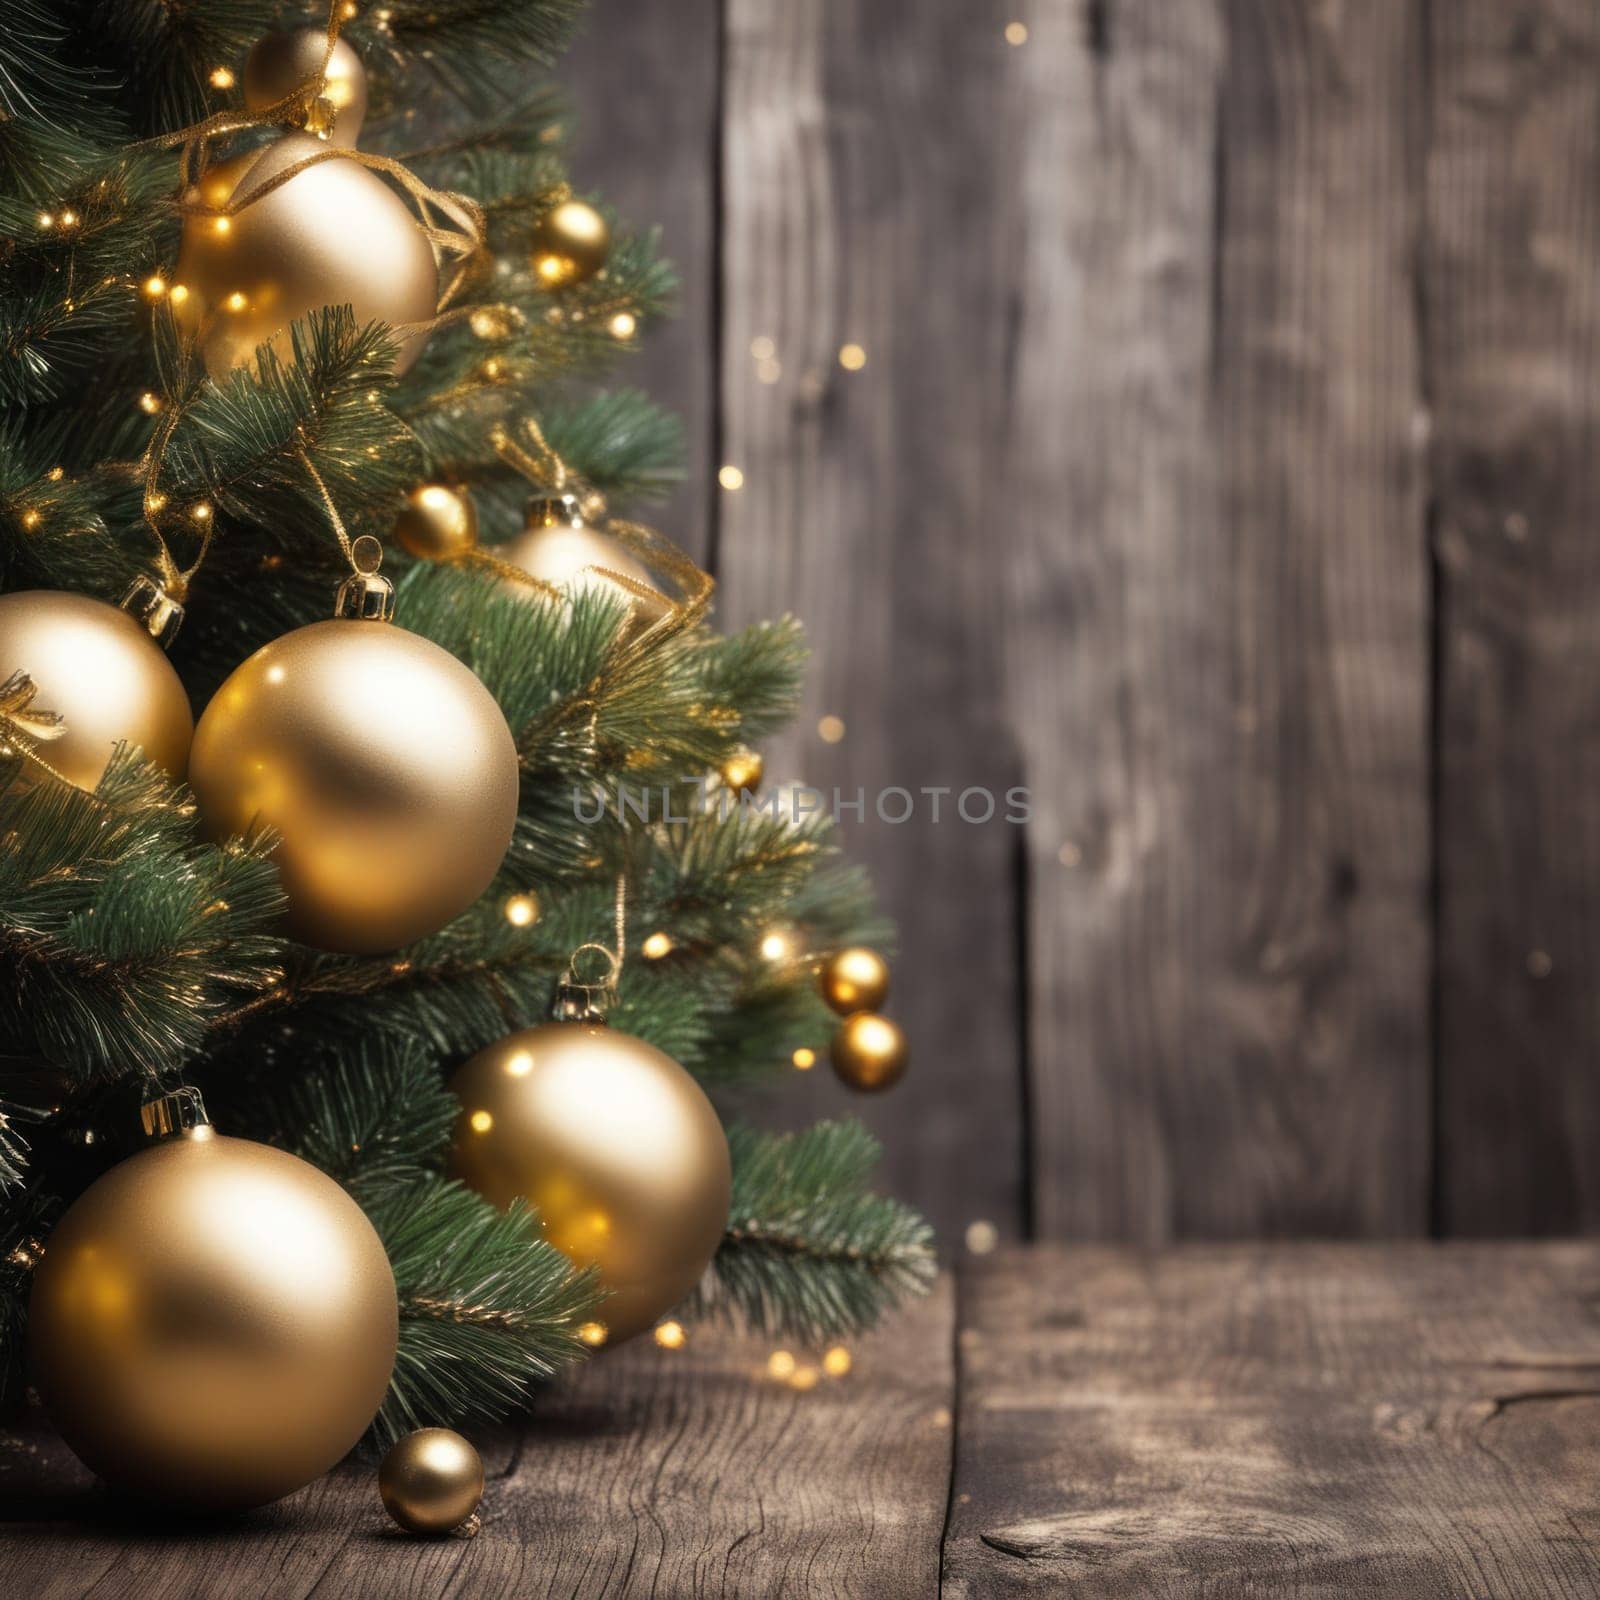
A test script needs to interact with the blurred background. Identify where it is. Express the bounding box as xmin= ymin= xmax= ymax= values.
xmin=562 ymin=0 xmax=1600 ymax=1248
